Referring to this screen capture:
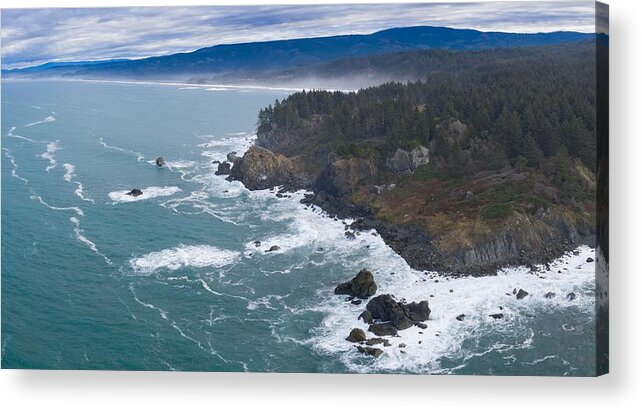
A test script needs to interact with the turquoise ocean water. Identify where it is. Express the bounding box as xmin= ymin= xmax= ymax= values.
xmin=2 ymin=80 xmax=596 ymax=374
